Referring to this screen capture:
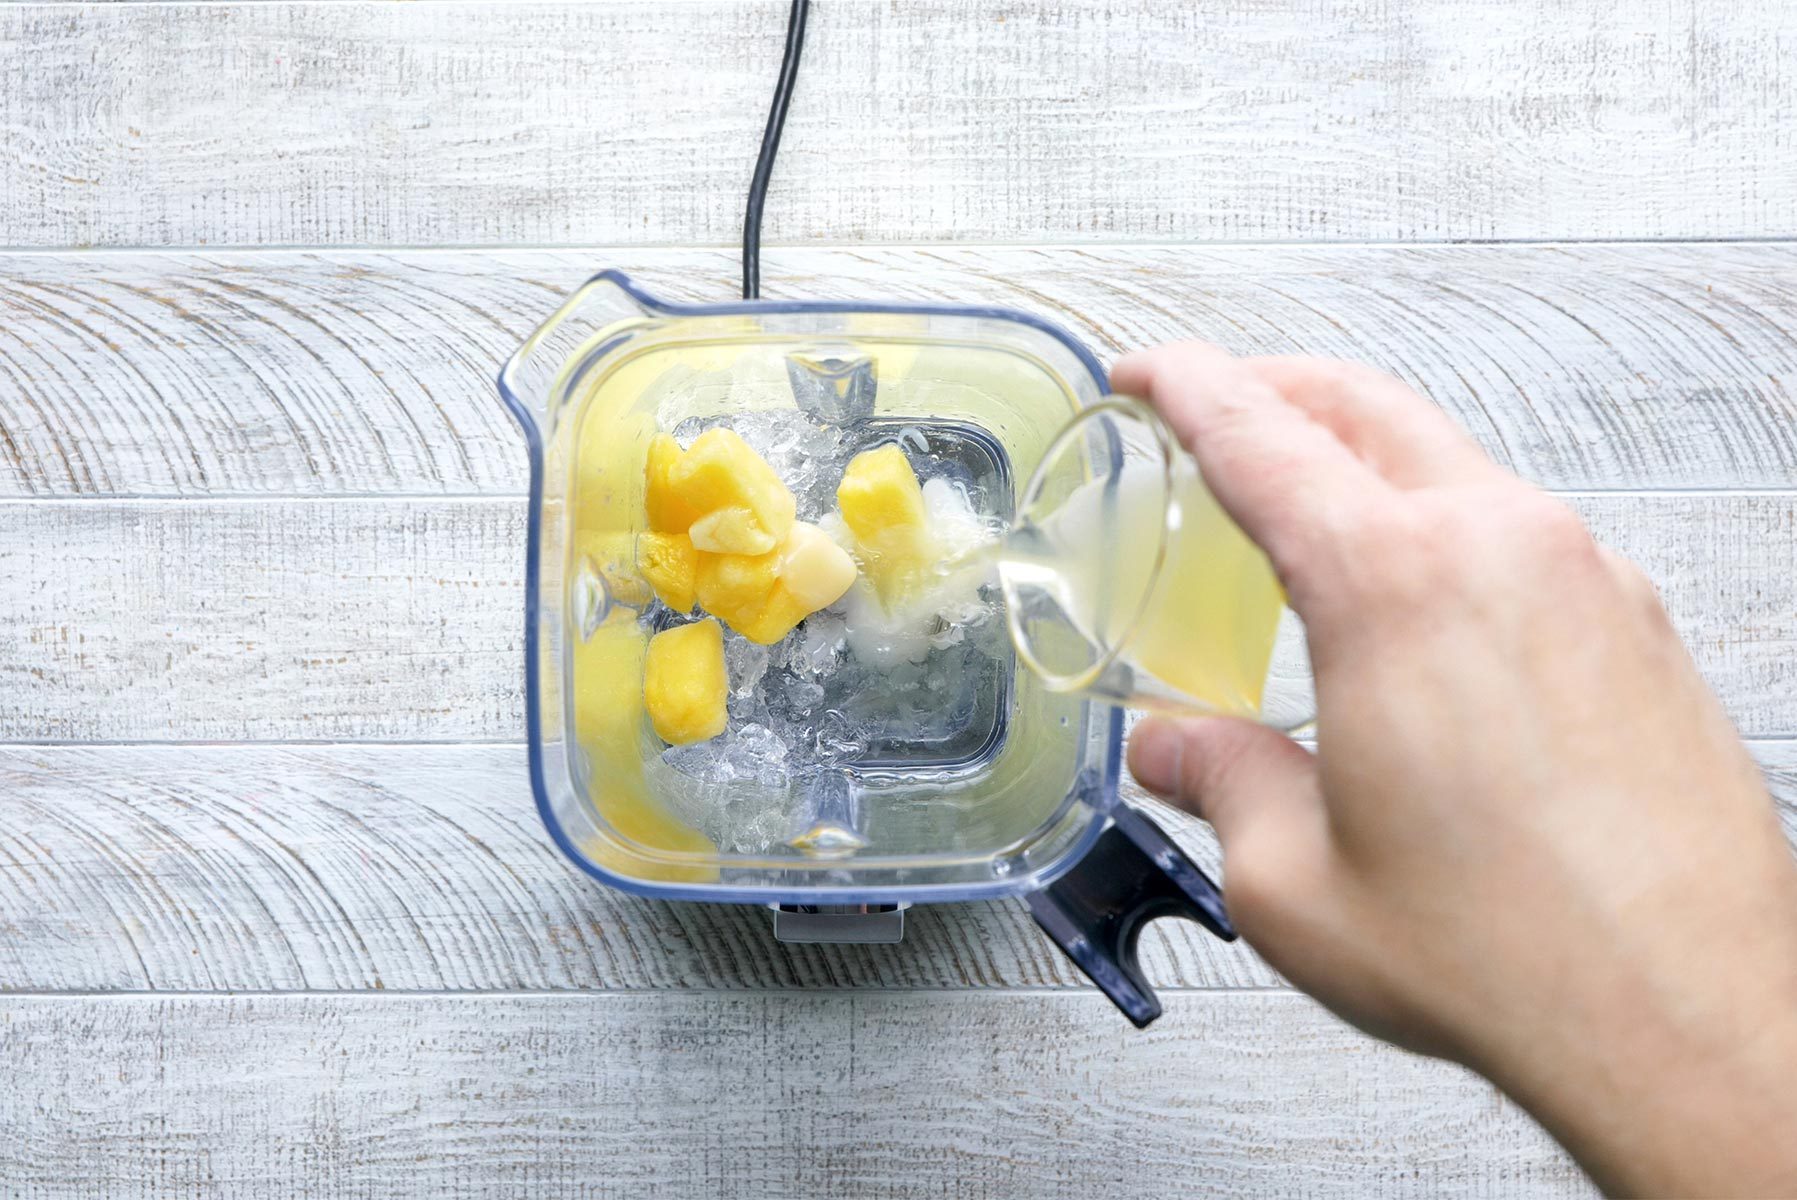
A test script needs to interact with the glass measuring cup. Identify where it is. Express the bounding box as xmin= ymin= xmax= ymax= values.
xmin=996 ymin=397 xmax=1315 ymax=730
